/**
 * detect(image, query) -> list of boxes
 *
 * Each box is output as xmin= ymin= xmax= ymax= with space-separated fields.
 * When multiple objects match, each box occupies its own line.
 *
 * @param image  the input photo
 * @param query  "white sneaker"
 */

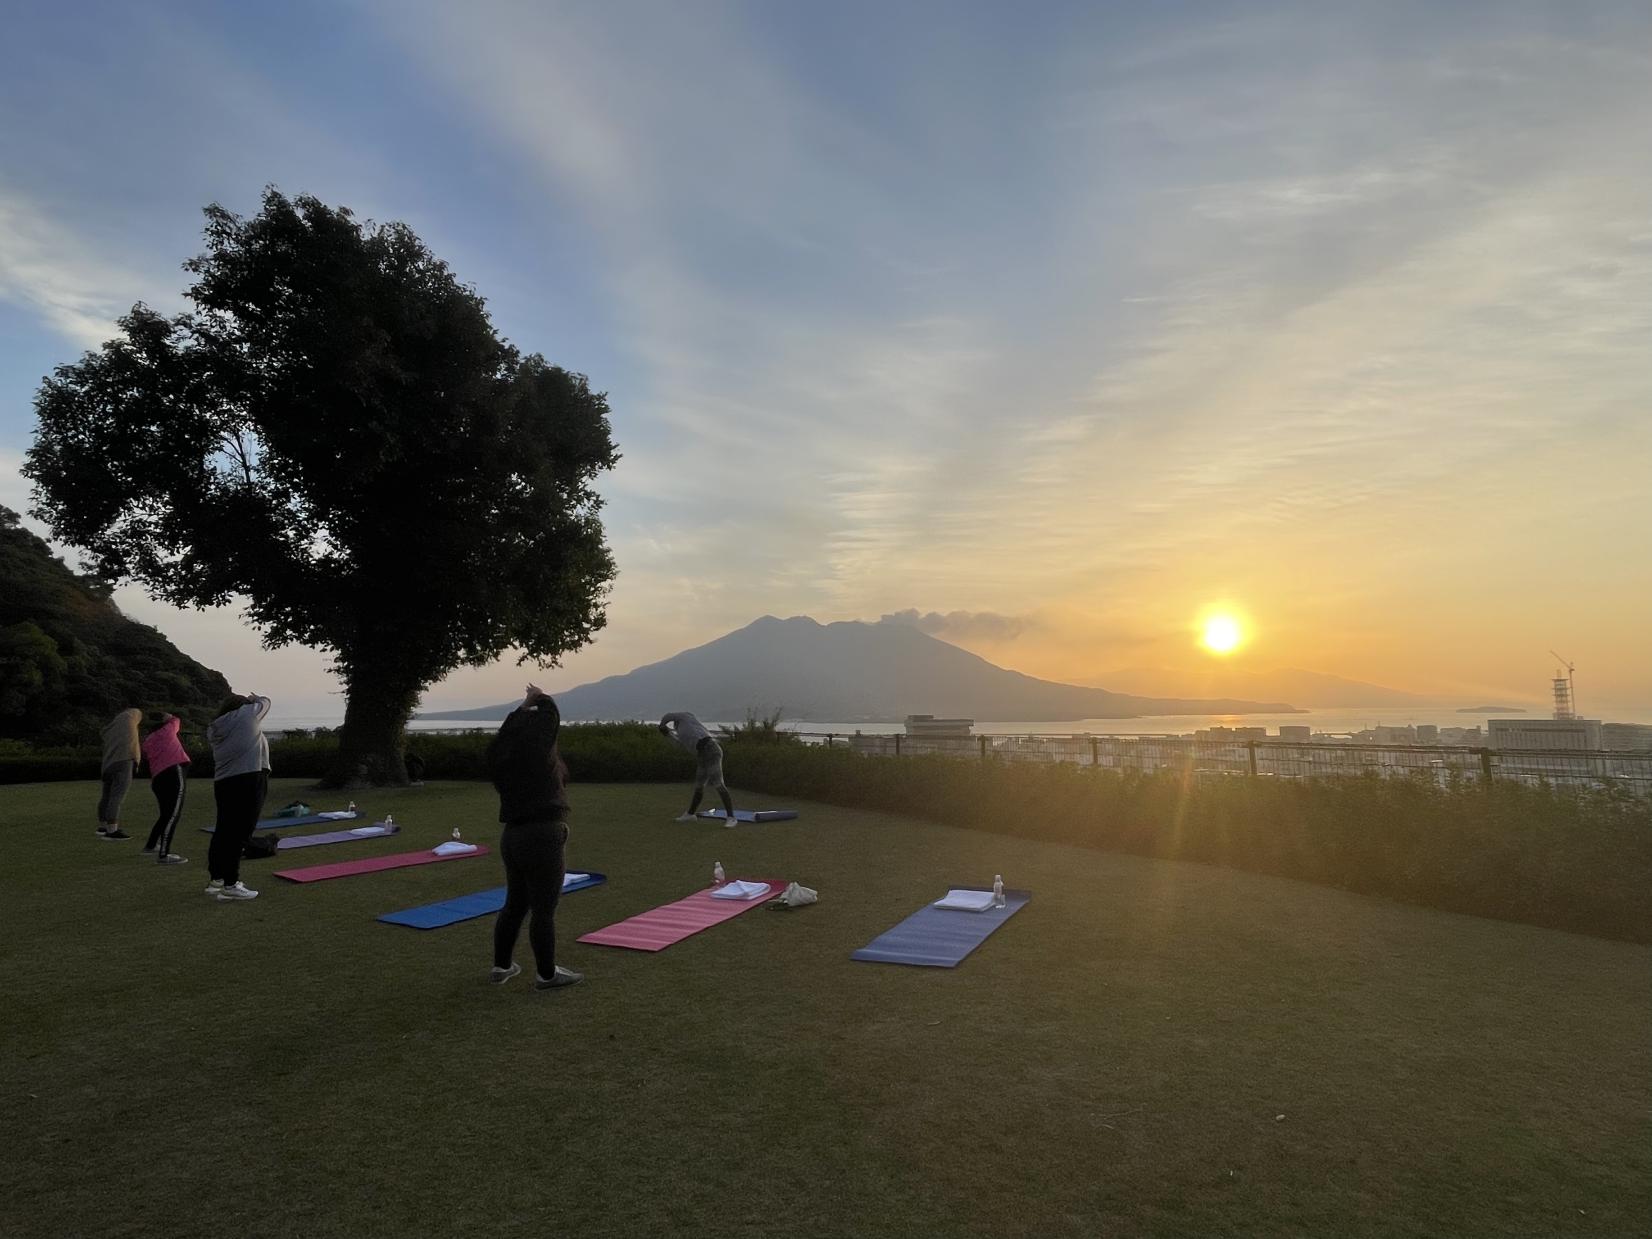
xmin=673 ymin=813 xmax=697 ymax=822
xmin=204 ymin=880 xmax=225 ymax=896
xmin=218 ymin=881 xmax=258 ymax=900
xmin=490 ymin=962 xmax=521 ymax=985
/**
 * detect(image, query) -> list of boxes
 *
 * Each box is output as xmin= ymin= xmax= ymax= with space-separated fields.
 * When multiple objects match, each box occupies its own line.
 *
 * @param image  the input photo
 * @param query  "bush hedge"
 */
xmin=8 ymin=729 xmax=1648 ymax=943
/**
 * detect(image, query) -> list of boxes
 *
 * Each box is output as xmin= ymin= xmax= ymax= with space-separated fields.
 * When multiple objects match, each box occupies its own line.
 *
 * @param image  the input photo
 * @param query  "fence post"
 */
xmin=1090 ymin=737 xmax=1099 ymax=767
xmin=894 ymin=734 xmax=902 ymax=758
xmin=1247 ymin=740 xmax=1258 ymax=777
xmin=979 ymin=735 xmax=988 ymax=762
xmin=1478 ymin=748 xmax=1493 ymax=785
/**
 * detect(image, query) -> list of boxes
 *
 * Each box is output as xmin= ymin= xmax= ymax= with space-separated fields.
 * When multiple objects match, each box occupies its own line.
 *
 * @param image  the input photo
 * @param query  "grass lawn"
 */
xmin=2 ymin=778 xmax=1648 ymax=1239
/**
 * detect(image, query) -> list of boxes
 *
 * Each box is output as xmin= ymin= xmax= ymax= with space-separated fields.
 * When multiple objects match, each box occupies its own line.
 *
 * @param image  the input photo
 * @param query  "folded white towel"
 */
xmin=348 ymin=825 xmax=389 ymax=836
xmin=432 ymin=841 xmax=479 ymax=856
xmin=933 ymin=889 xmax=995 ymax=912
xmin=710 ymin=879 xmax=771 ymax=901
xmin=318 ymin=810 xmax=356 ymax=820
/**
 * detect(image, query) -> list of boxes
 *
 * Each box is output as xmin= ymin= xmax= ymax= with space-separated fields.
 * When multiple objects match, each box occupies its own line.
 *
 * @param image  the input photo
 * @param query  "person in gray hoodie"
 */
xmin=205 ymin=693 xmax=271 ymax=901
xmin=658 ymin=711 xmax=737 ymax=825
xmin=96 ymin=708 xmax=142 ymax=840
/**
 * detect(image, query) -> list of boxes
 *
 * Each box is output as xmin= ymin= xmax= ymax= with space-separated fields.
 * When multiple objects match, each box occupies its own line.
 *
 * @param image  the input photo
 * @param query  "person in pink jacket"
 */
xmin=140 ymin=714 xmax=192 ymax=865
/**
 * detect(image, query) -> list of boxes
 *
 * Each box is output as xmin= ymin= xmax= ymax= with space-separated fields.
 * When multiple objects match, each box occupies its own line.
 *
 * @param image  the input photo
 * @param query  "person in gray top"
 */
xmin=96 ymin=708 xmax=142 ymax=839
xmin=205 ymin=693 xmax=272 ymax=900
xmin=658 ymin=712 xmax=737 ymax=826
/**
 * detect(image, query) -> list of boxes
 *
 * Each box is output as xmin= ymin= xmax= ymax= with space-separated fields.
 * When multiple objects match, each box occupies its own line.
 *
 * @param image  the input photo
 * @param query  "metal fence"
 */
xmin=794 ymin=731 xmax=1652 ymax=797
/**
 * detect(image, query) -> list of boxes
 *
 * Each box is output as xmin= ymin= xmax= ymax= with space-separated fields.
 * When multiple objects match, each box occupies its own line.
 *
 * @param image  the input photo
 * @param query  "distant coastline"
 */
xmin=1458 ymin=706 xmax=1527 ymax=714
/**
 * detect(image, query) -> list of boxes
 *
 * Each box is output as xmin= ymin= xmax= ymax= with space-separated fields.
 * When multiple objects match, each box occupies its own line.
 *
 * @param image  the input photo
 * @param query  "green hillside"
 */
xmin=0 ymin=506 xmax=231 ymax=744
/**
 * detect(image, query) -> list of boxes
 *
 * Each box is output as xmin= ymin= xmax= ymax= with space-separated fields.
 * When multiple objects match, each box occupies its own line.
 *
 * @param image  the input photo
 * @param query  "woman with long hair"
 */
xmin=486 ymin=685 xmax=581 ymax=990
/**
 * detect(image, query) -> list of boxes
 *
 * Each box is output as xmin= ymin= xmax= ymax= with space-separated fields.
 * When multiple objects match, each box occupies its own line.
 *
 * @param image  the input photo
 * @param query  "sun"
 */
xmin=1201 ymin=613 xmax=1244 ymax=656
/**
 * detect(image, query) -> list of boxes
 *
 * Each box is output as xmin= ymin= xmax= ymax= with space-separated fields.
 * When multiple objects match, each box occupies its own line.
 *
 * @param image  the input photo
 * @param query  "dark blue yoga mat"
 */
xmin=851 ymin=888 xmax=1031 ymax=968
xmin=377 ymin=872 xmax=607 ymax=929
xmin=202 ymin=811 xmax=361 ymax=834
xmin=697 ymin=809 xmax=799 ymax=822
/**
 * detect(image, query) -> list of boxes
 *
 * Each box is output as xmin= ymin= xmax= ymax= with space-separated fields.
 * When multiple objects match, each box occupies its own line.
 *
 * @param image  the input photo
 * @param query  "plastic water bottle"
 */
xmin=713 ymin=860 xmax=726 ymax=887
xmin=347 ymin=801 xmax=357 ymax=813
xmin=385 ymin=813 xmax=394 ymax=826
xmin=451 ymin=827 xmax=462 ymax=842
xmin=992 ymin=874 xmax=1005 ymax=909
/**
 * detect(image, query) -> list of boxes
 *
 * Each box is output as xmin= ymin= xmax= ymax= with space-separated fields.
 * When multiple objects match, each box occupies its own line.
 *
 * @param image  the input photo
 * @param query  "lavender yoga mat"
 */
xmin=274 ymin=845 xmax=490 ymax=883
xmin=202 ymin=810 xmax=360 ymax=834
xmin=851 ymin=888 xmax=1031 ymax=968
xmin=578 ymin=878 xmax=786 ymax=952
xmin=274 ymin=823 xmax=399 ymax=850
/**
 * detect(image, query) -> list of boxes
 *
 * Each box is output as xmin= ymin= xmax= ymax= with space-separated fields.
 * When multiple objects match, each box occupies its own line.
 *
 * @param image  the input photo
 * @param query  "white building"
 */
xmin=1488 ymin=718 xmax=1602 ymax=751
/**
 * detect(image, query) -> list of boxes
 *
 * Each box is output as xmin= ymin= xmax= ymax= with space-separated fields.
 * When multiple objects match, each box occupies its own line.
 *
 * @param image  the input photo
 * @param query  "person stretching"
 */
xmin=140 ymin=713 xmax=191 ymax=865
xmin=486 ymin=685 xmax=582 ymax=990
xmin=658 ymin=711 xmax=736 ymax=826
xmin=205 ymin=693 xmax=271 ymax=901
xmin=96 ymin=708 xmax=141 ymax=840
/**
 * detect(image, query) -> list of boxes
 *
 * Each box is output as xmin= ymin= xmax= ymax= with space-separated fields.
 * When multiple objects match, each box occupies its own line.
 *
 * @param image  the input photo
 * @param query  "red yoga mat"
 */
xmin=577 ymin=878 xmax=786 ymax=952
xmin=273 ymin=845 xmax=490 ymax=883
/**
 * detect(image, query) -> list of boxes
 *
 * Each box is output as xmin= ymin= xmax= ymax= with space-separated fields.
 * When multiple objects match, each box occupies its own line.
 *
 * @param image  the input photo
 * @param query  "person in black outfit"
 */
xmin=486 ymin=685 xmax=582 ymax=990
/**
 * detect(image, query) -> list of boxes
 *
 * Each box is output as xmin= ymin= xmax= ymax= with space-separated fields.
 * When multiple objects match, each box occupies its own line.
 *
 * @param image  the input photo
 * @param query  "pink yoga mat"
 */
xmin=273 ymin=845 xmax=491 ymax=884
xmin=577 ymin=877 xmax=786 ymax=952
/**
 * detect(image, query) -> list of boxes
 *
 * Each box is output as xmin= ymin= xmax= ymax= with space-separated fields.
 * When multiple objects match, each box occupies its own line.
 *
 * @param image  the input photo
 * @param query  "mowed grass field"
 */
xmin=2 ymin=778 xmax=1648 ymax=1239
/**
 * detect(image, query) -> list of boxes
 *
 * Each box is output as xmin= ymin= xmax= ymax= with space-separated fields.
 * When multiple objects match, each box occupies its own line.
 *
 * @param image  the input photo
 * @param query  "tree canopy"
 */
xmin=24 ymin=189 xmax=619 ymax=782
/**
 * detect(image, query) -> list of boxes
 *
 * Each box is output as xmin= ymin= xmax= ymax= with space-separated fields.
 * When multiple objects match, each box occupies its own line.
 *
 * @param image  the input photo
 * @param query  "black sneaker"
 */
xmin=157 ymin=853 xmax=189 ymax=866
xmin=101 ymin=828 xmax=131 ymax=841
xmin=534 ymin=966 xmax=583 ymax=990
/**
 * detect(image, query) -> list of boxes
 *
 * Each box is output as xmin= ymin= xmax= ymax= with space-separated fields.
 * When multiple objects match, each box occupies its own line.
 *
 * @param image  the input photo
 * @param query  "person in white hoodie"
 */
xmin=205 ymin=693 xmax=271 ymax=901
xmin=96 ymin=708 xmax=142 ymax=840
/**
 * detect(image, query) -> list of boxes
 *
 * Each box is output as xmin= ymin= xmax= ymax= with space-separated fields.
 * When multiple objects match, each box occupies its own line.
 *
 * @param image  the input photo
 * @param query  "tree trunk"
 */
xmin=321 ymin=673 xmax=422 ymax=788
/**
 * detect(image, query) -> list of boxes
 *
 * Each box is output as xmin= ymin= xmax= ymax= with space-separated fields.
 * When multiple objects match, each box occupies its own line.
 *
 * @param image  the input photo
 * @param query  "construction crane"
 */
xmin=1549 ymin=651 xmax=1576 ymax=720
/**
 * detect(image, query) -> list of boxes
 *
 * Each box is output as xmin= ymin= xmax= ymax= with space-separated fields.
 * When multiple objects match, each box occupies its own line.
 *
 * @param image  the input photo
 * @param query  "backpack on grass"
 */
xmin=242 ymin=833 xmax=280 ymax=860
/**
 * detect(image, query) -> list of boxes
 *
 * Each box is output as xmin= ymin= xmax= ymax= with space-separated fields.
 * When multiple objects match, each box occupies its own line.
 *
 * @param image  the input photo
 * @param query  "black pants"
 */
xmin=493 ymin=818 xmax=567 ymax=976
xmin=97 ymin=761 xmax=136 ymax=823
xmin=144 ymin=766 xmax=188 ymax=855
xmin=209 ymin=771 xmax=269 ymax=884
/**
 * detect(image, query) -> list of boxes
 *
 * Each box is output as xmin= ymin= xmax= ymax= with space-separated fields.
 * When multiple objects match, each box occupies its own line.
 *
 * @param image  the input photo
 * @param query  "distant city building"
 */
xmin=1439 ymin=726 xmax=1483 ymax=745
xmin=1278 ymin=725 xmax=1311 ymax=742
xmin=1489 ymin=718 xmax=1601 ymax=751
xmin=1372 ymin=725 xmax=1416 ymax=745
xmin=1601 ymin=722 xmax=1652 ymax=753
xmin=1415 ymin=724 xmax=1439 ymax=744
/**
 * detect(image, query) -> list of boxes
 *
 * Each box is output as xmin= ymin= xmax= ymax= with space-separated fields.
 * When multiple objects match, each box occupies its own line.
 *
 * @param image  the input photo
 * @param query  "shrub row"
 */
xmin=725 ymin=747 xmax=1652 ymax=944
xmin=11 ymin=729 xmax=1648 ymax=943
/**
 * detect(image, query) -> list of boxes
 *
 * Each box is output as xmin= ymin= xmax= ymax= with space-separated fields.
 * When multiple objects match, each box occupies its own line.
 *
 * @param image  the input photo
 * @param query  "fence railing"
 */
xmin=790 ymin=731 xmax=1652 ymax=796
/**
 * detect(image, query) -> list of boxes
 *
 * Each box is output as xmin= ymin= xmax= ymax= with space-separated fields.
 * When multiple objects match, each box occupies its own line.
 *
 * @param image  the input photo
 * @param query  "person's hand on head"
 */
xmin=523 ymin=683 xmax=548 ymax=707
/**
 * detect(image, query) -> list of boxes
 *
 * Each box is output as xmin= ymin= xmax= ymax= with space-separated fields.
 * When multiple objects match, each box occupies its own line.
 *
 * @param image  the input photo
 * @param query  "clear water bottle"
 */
xmin=713 ymin=860 xmax=726 ymax=887
xmin=385 ymin=813 xmax=394 ymax=826
xmin=451 ymin=827 xmax=462 ymax=842
xmin=347 ymin=801 xmax=357 ymax=813
xmin=992 ymin=874 xmax=1005 ymax=909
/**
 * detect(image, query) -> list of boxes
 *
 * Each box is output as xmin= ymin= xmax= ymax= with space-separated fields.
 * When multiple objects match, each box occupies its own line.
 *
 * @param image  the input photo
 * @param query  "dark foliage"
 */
xmin=23 ymin=189 xmax=618 ymax=785
xmin=0 ymin=507 xmax=231 ymax=743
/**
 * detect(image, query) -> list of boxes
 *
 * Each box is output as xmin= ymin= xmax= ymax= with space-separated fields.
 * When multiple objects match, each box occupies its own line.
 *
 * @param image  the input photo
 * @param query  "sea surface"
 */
xmin=262 ymin=704 xmax=1652 ymax=736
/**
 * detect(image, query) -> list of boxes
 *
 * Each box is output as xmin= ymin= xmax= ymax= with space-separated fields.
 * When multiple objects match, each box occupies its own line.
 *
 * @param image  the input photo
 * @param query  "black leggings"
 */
xmin=144 ymin=766 xmax=188 ymax=855
xmin=209 ymin=771 xmax=269 ymax=884
xmin=493 ymin=819 xmax=567 ymax=976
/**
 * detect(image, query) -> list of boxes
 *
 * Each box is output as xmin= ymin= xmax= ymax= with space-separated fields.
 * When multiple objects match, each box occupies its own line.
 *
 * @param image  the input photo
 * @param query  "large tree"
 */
xmin=25 ymin=190 xmax=619 ymax=784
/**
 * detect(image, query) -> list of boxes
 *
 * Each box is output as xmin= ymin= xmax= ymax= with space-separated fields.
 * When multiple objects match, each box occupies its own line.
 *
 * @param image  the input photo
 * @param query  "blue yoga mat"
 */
xmin=697 ymin=809 xmax=799 ymax=822
xmin=202 ymin=811 xmax=361 ymax=834
xmin=377 ymin=872 xmax=608 ymax=929
xmin=275 ymin=823 xmax=398 ymax=850
xmin=852 ymin=888 xmax=1031 ymax=968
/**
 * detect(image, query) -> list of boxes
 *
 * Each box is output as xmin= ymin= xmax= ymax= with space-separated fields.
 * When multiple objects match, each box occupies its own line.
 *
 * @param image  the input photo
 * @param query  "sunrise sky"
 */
xmin=2 ymin=2 xmax=1649 ymax=718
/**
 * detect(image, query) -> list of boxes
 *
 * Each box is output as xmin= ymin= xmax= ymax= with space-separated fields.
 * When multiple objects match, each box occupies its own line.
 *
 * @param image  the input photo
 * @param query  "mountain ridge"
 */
xmin=419 ymin=615 xmax=1303 ymax=721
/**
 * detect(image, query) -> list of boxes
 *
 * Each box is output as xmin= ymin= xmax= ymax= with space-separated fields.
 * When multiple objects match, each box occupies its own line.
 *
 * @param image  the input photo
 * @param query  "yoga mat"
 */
xmin=274 ymin=823 xmax=399 ymax=850
xmin=274 ymin=845 xmax=490 ymax=884
xmin=851 ymin=888 xmax=1031 ymax=968
xmin=378 ymin=872 xmax=608 ymax=929
xmin=578 ymin=877 xmax=786 ymax=952
xmin=202 ymin=810 xmax=360 ymax=834
xmin=697 ymin=809 xmax=799 ymax=823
